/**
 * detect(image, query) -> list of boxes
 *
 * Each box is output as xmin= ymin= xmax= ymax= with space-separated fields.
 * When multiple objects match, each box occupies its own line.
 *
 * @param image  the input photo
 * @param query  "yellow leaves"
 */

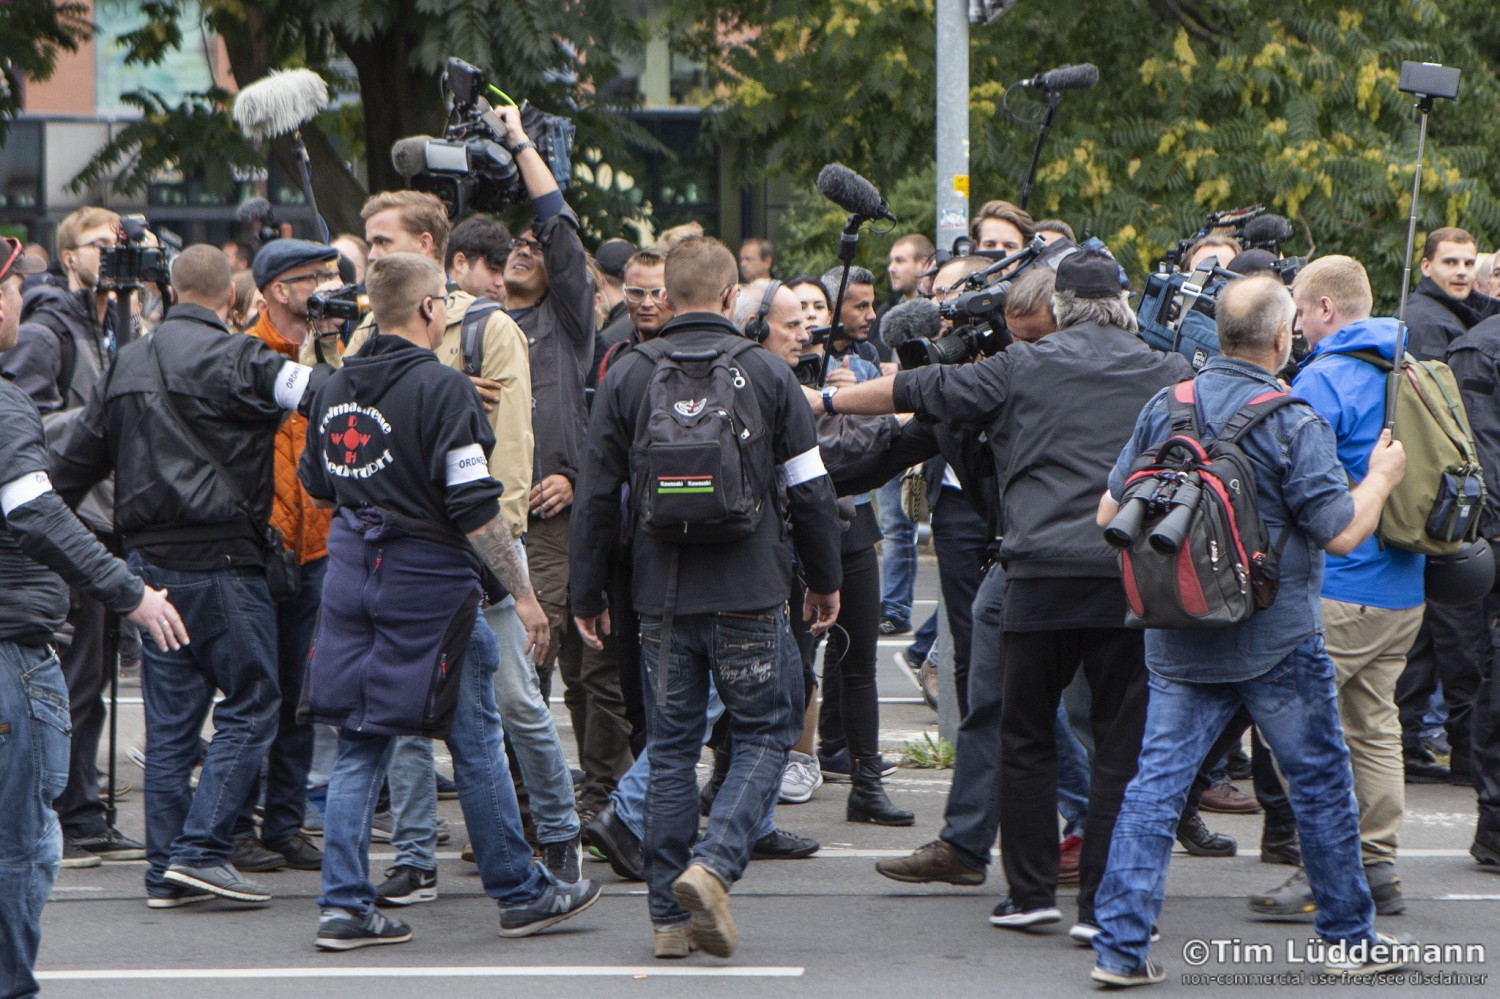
xmin=735 ymin=79 xmax=773 ymax=109
xmin=1157 ymin=131 xmax=1179 ymax=156
xmin=1173 ymin=29 xmax=1198 ymax=70
xmin=1251 ymin=42 xmax=1286 ymax=70
xmin=1448 ymin=190 xmax=1473 ymax=227
xmin=1128 ymin=158 xmax=1141 ymax=180
xmin=1266 ymin=119 xmax=1288 ymax=136
xmin=1335 ymin=8 xmax=1364 ymax=32
xmin=1194 ymin=177 xmax=1232 ymax=206
xmin=1355 ymin=61 xmax=1379 ymax=120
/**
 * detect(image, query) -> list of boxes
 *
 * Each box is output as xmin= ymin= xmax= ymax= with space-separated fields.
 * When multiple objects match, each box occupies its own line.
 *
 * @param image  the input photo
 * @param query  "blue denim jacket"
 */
xmin=1108 ymin=357 xmax=1356 ymax=682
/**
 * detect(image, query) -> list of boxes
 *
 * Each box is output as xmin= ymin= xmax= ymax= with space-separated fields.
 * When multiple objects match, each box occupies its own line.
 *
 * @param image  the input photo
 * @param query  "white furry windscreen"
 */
xmin=233 ymin=69 xmax=330 ymax=141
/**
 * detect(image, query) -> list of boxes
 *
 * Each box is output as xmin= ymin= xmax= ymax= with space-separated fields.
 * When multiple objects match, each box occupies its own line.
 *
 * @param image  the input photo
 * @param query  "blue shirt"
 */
xmin=824 ymin=352 xmax=881 ymax=506
xmin=1108 ymin=357 xmax=1356 ymax=682
xmin=1290 ymin=318 xmax=1424 ymax=609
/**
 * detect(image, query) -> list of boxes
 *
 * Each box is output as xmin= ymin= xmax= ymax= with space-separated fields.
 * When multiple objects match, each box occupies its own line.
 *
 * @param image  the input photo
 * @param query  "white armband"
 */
xmin=445 ymin=443 xmax=489 ymax=486
xmin=782 ymin=447 xmax=828 ymax=488
xmin=0 ymin=471 xmax=54 ymax=516
xmin=273 ymin=361 xmax=313 ymax=410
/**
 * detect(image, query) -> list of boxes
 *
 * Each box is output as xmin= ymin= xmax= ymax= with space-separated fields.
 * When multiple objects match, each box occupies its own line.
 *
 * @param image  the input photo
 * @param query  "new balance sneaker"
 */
xmin=778 ymin=751 xmax=824 ymax=804
xmin=375 ymin=865 xmax=437 ymax=907
xmin=70 ymin=827 xmax=145 ymax=862
xmin=60 ymin=839 xmax=103 ymax=869
xmin=988 ymin=897 xmax=1061 ymax=929
xmin=315 ymin=906 xmax=413 ymax=951
xmin=875 ymin=839 xmax=985 ymax=886
xmin=498 ymin=878 xmax=602 ymax=938
xmin=163 ymin=863 xmax=272 ymax=903
xmin=543 ymin=837 xmax=581 ymax=883
xmin=1091 ymin=960 xmax=1166 ymax=987
xmin=146 ymin=886 xmax=213 ymax=909
xmin=670 ymin=864 xmax=735 ymax=958
xmin=879 ymin=617 xmax=912 ymax=636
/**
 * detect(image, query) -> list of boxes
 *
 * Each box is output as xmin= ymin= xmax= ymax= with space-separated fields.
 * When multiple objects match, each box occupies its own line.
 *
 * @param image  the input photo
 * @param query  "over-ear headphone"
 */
xmin=744 ymin=279 xmax=781 ymax=343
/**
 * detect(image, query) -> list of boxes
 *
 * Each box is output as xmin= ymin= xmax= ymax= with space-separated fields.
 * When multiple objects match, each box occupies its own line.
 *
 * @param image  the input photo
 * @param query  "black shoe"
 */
xmin=230 ymin=836 xmax=287 ymax=872
xmin=1259 ymin=831 xmax=1302 ymax=867
xmin=435 ymin=770 xmax=460 ymax=800
xmin=60 ymin=839 xmax=103 ymax=869
xmin=988 ymin=897 xmax=1061 ymax=928
xmin=751 ymin=827 xmax=819 ymax=859
xmin=583 ymin=804 xmax=644 ymax=882
xmin=70 ymin=826 xmax=146 ymax=862
xmin=879 ymin=617 xmax=912 ymax=636
xmin=1224 ymin=747 xmax=1253 ymax=781
xmin=1404 ymin=750 xmax=1450 ymax=784
xmin=1471 ymin=829 xmax=1500 ymax=869
xmin=846 ymin=756 xmax=914 ymax=826
xmin=1364 ymin=862 xmax=1406 ymax=916
xmin=543 ymin=836 xmax=581 ymax=883
xmin=266 ymin=833 xmax=322 ymax=871
xmin=1449 ymin=758 xmax=1474 ymax=787
xmin=498 ymin=879 xmax=601 ymax=938
xmin=316 ymin=906 xmax=412 ymax=950
xmin=375 ymin=864 xmax=437 ymax=907
xmin=1176 ymin=812 xmax=1236 ymax=857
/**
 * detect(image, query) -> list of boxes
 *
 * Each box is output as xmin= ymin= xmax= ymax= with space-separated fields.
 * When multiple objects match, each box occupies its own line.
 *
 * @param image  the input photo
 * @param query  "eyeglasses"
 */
xmin=511 ymin=236 xmax=542 ymax=255
xmin=279 ymin=269 xmax=341 ymax=285
xmin=0 ymin=238 xmax=22 ymax=282
xmin=73 ymin=239 xmax=116 ymax=252
xmin=623 ymin=286 xmax=667 ymax=303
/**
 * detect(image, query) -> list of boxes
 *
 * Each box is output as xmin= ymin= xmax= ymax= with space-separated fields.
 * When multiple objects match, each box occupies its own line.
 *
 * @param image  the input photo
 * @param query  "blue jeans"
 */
xmin=318 ymin=616 xmax=547 ymax=912
xmin=642 ymin=608 xmax=800 ymax=925
xmin=1094 ymin=634 xmax=1375 ymax=974
xmin=131 ymin=557 xmax=280 ymax=896
xmin=875 ymin=476 xmax=917 ymax=627
xmin=0 ymin=643 xmax=68 ymax=999
xmin=908 ymin=611 xmax=938 ymax=664
xmin=234 ymin=556 xmax=325 ymax=844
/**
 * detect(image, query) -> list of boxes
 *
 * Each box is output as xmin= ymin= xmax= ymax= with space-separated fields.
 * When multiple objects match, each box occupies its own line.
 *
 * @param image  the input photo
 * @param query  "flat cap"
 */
xmin=252 ymin=239 xmax=339 ymax=290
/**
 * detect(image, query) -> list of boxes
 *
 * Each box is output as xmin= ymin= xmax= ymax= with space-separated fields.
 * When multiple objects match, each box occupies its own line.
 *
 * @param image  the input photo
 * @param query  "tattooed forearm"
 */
xmin=468 ymin=516 xmax=534 ymax=598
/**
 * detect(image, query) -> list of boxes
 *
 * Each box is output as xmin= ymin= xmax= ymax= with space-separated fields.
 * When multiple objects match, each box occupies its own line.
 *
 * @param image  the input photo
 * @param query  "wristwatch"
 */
xmin=508 ymin=139 xmax=535 ymax=157
xmin=821 ymin=385 xmax=840 ymax=414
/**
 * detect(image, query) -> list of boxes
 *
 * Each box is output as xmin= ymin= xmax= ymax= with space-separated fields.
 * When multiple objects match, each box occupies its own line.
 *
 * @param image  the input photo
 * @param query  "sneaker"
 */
xmin=97 ymin=779 xmax=132 ymax=802
xmin=751 ymin=827 xmax=819 ymax=859
xmin=1363 ymin=862 xmax=1407 ymax=916
xmin=1224 ymin=747 xmax=1253 ymax=781
xmin=146 ymin=886 xmax=213 ymax=909
xmin=125 ymin=743 xmax=147 ymax=770
xmin=61 ymin=839 xmax=103 ymax=869
xmin=583 ymin=804 xmax=644 ymax=882
xmin=370 ymin=811 xmax=394 ymax=843
xmin=498 ymin=878 xmax=602 ymax=938
xmin=375 ymin=865 xmax=438 ymax=907
xmin=876 ymin=839 xmax=985 ymax=886
xmin=671 ymin=863 xmax=736 ymax=958
xmin=163 ymin=863 xmax=272 ymax=903
xmin=435 ymin=771 xmax=459 ymax=800
xmin=267 ymin=833 xmax=323 ymax=871
xmin=543 ymin=837 xmax=581 ymax=883
xmin=1091 ymin=960 xmax=1166 ymax=987
xmin=302 ymin=792 xmax=326 ymax=836
xmin=988 ymin=897 xmax=1061 ymax=929
xmin=434 ymin=814 xmax=451 ymax=845
xmin=1249 ymin=866 xmax=1405 ymax=919
xmin=1058 ymin=833 xmax=1083 ymax=887
xmin=1324 ymin=931 xmax=1418 ymax=976
xmin=315 ymin=906 xmax=413 ymax=951
xmin=1070 ymin=920 xmax=1159 ymax=946
xmin=230 ymin=836 xmax=287 ymax=873
xmin=891 ymin=649 xmax=923 ymax=686
xmin=653 ymin=923 xmax=696 ymax=959
xmin=779 ymin=752 xmax=824 ymax=804
xmin=879 ymin=617 xmax=911 ymax=636
xmin=70 ymin=826 xmax=146 ymax=862
xmin=1199 ymin=783 xmax=1261 ymax=814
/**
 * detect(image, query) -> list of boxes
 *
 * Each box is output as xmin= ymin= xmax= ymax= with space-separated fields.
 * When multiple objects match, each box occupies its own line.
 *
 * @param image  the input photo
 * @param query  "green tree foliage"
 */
xmin=0 ymin=1 xmax=93 ymax=143
xmin=672 ymin=0 xmax=1500 ymax=302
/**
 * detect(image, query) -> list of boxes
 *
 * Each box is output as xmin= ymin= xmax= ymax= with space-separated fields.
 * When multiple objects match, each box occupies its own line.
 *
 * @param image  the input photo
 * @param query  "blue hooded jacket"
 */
xmin=1291 ymin=317 xmax=1424 ymax=609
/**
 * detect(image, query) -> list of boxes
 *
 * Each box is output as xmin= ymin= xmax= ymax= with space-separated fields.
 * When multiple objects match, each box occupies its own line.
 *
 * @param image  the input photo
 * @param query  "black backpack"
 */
xmin=629 ymin=334 xmax=769 ymax=544
xmin=1105 ymin=381 xmax=1301 ymax=629
xmin=459 ymin=298 xmax=502 ymax=376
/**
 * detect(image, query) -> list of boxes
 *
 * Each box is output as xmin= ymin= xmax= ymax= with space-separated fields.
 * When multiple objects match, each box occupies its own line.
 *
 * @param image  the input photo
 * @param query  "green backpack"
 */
xmin=1341 ymin=349 xmax=1485 ymax=555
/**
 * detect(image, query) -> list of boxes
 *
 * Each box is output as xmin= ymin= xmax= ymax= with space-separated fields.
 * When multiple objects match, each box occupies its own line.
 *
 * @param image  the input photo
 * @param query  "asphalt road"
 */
xmin=34 ymin=566 xmax=1500 ymax=997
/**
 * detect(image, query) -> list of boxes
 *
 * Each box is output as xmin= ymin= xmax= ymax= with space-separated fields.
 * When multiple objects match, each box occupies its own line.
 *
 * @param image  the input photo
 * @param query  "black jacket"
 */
xmin=1404 ymin=277 xmax=1499 ymax=362
xmin=49 ymin=304 xmax=303 ymax=562
xmin=569 ymin=313 xmax=842 ymax=617
xmin=835 ymin=418 xmax=998 ymax=531
xmin=1447 ymin=316 xmax=1500 ymax=538
xmin=893 ymin=320 xmax=1194 ymax=577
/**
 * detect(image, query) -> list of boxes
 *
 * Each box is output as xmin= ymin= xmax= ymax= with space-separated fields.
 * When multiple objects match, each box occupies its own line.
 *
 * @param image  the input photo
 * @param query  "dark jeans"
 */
xmin=999 ymin=624 xmax=1148 ymax=921
xmin=941 ymin=564 xmax=1007 ymax=869
xmin=931 ymin=491 xmax=989 ymax=719
xmin=233 ymin=557 xmax=325 ymax=845
xmin=129 ymin=556 xmax=280 ymax=897
xmin=53 ymin=591 xmax=109 ymax=839
xmin=641 ymin=608 xmax=800 ymax=925
xmin=607 ymin=549 xmax=647 ymax=757
xmin=1398 ymin=599 xmax=1485 ymax=771
xmin=818 ymin=544 xmax=881 ymax=761
xmin=1476 ymin=593 xmax=1500 ymax=835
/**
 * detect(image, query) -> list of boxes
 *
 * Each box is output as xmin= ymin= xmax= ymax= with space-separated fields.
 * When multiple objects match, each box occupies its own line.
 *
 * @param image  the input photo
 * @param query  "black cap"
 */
xmin=1054 ymin=248 xmax=1122 ymax=299
xmin=1227 ymin=248 xmax=1278 ymax=275
xmin=252 ymin=239 xmax=339 ymax=290
xmin=596 ymin=238 xmax=636 ymax=280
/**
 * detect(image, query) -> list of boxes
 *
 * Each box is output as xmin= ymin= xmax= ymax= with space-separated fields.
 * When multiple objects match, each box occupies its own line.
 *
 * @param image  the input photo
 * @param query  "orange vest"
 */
xmin=248 ymin=313 xmax=332 ymax=564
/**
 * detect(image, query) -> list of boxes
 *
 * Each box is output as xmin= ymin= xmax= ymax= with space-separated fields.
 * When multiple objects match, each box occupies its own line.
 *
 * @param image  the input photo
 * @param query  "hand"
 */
xmin=880 ymin=361 xmax=899 ymax=376
xmin=493 ymin=104 xmax=528 ymax=147
xmin=574 ymin=609 xmax=612 ymax=651
xmin=125 ymin=587 xmax=190 ymax=651
xmin=825 ymin=363 xmax=857 ymax=387
xmin=1367 ymin=428 xmax=1406 ymax=486
xmin=515 ymin=592 xmax=550 ymax=664
xmin=529 ymin=474 xmax=574 ymax=517
xmin=469 ymin=374 xmax=502 ymax=412
xmin=803 ymin=589 xmax=841 ymax=636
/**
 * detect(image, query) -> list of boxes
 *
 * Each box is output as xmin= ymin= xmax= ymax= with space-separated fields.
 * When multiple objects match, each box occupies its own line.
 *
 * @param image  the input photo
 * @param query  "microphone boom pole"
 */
xmin=1017 ymin=89 xmax=1061 ymax=213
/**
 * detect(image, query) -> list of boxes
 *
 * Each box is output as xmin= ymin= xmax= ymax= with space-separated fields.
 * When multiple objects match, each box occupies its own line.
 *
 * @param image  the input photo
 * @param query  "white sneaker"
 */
xmin=779 ymin=752 xmax=824 ymax=804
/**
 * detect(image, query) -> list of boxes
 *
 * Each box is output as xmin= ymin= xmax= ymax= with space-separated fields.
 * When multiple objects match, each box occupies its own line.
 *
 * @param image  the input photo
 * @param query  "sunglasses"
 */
xmin=0 ymin=238 xmax=21 ymax=282
xmin=623 ymin=286 xmax=667 ymax=303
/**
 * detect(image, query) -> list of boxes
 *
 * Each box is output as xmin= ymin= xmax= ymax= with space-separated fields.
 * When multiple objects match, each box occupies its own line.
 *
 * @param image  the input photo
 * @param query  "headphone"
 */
xmin=743 ymin=279 xmax=782 ymax=343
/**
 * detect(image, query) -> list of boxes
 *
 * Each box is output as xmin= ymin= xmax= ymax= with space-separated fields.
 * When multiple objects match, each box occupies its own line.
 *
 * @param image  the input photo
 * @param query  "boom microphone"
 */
xmin=391 ymin=136 xmax=438 ymax=178
xmin=817 ymin=163 xmax=895 ymax=222
xmin=232 ymin=69 xmax=330 ymax=141
xmin=881 ymin=297 xmax=942 ymax=351
xmin=1242 ymin=213 xmax=1295 ymax=249
xmin=1016 ymin=63 xmax=1099 ymax=92
xmin=236 ymin=196 xmax=275 ymax=226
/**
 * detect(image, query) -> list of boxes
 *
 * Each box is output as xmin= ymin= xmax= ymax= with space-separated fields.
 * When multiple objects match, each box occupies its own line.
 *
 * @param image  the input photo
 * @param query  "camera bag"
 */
xmin=1136 ymin=265 xmax=1225 ymax=370
xmin=1111 ymin=381 xmax=1298 ymax=629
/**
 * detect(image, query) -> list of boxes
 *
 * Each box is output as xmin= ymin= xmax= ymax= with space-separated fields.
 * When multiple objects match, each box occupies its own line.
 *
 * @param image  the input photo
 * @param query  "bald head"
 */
xmin=170 ymin=245 xmax=234 ymax=312
xmin=1217 ymin=275 xmax=1294 ymax=366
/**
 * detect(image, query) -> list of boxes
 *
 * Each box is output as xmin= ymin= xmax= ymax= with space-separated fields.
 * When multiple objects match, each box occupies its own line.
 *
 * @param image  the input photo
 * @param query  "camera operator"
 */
xmin=49 ymin=244 xmax=328 ymax=908
xmin=0 ymin=239 xmax=187 ymax=999
xmin=492 ymin=103 xmax=636 ymax=821
xmin=1184 ymin=234 xmax=1241 ymax=272
xmin=824 ymin=249 xmax=1194 ymax=931
xmin=0 ymin=207 xmax=146 ymax=867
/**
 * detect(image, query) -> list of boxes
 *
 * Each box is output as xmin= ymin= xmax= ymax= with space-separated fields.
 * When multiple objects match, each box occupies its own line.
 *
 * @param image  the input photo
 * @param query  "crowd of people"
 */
xmin=2 ymin=107 xmax=1500 ymax=993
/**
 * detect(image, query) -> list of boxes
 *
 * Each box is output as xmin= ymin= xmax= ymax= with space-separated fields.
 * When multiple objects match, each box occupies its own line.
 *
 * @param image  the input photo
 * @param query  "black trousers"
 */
xmin=818 ymin=544 xmax=882 ymax=761
xmin=931 ymin=491 xmax=990 ymax=720
xmin=1186 ymin=708 xmax=1295 ymax=837
xmin=54 ymin=592 xmax=110 ymax=839
xmin=605 ymin=549 xmax=647 ymax=757
xmin=999 ymin=625 xmax=1147 ymax=920
xmin=1474 ymin=594 xmax=1500 ymax=835
xmin=1398 ymin=599 xmax=1486 ymax=771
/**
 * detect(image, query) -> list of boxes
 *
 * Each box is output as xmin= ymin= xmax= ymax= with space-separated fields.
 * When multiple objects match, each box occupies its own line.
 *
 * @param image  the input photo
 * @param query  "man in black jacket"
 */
xmin=570 ymin=236 xmax=842 ymax=959
xmin=0 ymin=238 xmax=186 ymax=995
xmin=1399 ymin=226 xmax=1498 ymax=784
xmin=50 ymin=245 xmax=324 ymax=908
xmin=825 ymin=248 xmax=1195 ymax=932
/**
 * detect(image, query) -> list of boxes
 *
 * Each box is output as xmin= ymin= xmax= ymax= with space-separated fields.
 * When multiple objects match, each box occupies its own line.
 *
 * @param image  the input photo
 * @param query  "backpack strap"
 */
xmin=1165 ymin=380 xmax=1202 ymax=437
xmin=460 ymin=298 xmax=503 ymax=376
xmin=1218 ymin=391 xmax=1303 ymax=446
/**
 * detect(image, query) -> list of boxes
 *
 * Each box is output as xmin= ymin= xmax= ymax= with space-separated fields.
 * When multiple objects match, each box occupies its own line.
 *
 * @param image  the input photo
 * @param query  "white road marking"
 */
xmin=37 ymin=966 xmax=803 ymax=980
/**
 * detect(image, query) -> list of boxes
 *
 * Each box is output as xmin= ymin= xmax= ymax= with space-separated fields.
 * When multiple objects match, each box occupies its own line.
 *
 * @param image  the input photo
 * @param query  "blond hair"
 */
xmin=664 ymin=236 xmax=737 ymax=311
xmin=361 ymin=191 xmax=451 ymax=263
xmin=366 ymin=253 xmax=444 ymax=329
xmin=57 ymin=206 xmax=120 ymax=255
xmin=1292 ymin=255 xmax=1373 ymax=322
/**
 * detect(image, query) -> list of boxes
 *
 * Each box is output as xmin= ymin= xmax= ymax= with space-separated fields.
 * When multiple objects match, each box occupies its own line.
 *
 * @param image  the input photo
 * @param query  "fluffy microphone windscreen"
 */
xmin=233 ymin=69 xmax=331 ymax=141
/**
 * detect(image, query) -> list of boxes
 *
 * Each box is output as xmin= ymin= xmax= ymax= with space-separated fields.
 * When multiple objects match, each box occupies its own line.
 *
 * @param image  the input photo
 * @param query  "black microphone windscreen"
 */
xmin=817 ymin=163 xmax=887 ymax=219
xmin=1037 ymin=63 xmax=1099 ymax=91
xmin=391 ymin=137 xmax=433 ymax=178
xmin=1243 ymin=213 xmax=1294 ymax=246
xmin=881 ymin=297 xmax=942 ymax=350
xmin=236 ymin=197 xmax=274 ymax=224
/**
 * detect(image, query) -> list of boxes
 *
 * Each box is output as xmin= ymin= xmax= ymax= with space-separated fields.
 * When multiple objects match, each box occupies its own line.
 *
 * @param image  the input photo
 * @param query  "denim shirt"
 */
xmin=824 ymin=352 xmax=881 ymax=506
xmin=1108 ymin=356 xmax=1356 ymax=682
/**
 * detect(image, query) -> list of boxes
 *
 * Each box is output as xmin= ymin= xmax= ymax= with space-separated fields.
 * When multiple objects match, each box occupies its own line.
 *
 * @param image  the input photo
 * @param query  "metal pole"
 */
xmin=936 ymin=0 xmax=970 ymax=256
xmin=1388 ymin=97 xmax=1434 ymax=432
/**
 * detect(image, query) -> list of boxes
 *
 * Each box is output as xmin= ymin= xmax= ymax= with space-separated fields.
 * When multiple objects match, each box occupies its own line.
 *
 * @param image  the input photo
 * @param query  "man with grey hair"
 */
xmin=818 ymin=248 xmax=1193 ymax=932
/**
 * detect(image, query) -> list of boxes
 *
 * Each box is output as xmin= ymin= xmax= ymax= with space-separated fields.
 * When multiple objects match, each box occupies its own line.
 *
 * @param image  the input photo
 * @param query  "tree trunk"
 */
xmin=335 ymin=21 xmax=446 ymax=197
